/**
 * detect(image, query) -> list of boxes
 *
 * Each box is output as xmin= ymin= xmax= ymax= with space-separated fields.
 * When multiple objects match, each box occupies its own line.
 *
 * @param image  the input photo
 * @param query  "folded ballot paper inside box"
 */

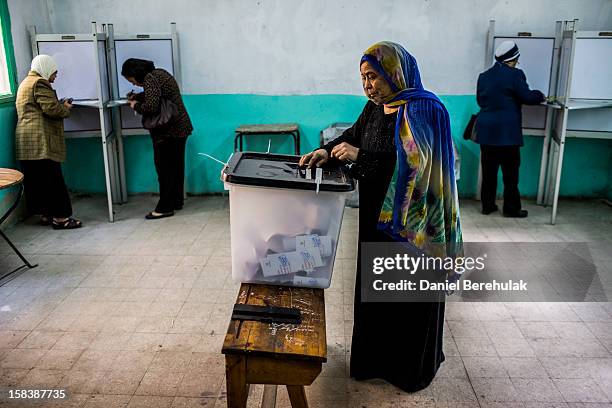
xmin=222 ymin=152 xmax=354 ymax=289
xmin=259 ymin=234 xmax=332 ymax=287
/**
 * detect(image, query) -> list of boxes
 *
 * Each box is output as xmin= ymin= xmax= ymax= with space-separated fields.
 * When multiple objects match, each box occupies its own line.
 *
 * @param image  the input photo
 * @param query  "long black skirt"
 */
xmin=20 ymin=159 xmax=73 ymax=219
xmin=350 ymin=234 xmax=446 ymax=392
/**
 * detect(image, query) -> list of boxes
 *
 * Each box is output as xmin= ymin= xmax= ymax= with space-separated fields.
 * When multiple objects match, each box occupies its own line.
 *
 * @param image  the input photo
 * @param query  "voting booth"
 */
xmin=29 ymin=22 xmax=182 ymax=222
xmin=538 ymin=20 xmax=612 ymax=224
xmin=110 ymin=24 xmax=180 ymax=133
xmin=485 ymin=20 xmax=557 ymax=134
xmin=34 ymin=30 xmax=112 ymax=135
xmin=31 ymin=22 xmax=123 ymax=222
xmin=477 ymin=21 xmax=561 ymax=201
xmin=105 ymin=23 xmax=181 ymax=220
xmin=480 ymin=20 xmax=612 ymax=224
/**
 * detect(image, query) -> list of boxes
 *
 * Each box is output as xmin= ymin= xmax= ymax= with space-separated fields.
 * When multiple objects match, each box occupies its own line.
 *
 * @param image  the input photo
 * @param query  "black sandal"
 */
xmin=52 ymin=218 xmax=83 ymax=230
xmin=145 ymin=211 xmax=174 ymax=220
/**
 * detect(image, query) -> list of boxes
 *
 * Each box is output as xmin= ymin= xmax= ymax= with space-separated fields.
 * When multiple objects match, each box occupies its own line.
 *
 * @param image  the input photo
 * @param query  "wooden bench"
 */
xmin=222 ymin=283 xmax=326 ymax=408
xmin=234 ymin=123 xmax=301 ymax=155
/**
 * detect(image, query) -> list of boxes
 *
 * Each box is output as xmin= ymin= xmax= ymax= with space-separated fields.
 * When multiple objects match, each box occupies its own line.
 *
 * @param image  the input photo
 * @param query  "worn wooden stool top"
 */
xmin=222 ymin=283 xmax=326 ymax=408
xmin=223 ymin=283 xmax=326 ymax=362
xmin=235 ymin=123 xmax=299 ymax=134
xmin=0 ymin=168 xmax=24 ymax=191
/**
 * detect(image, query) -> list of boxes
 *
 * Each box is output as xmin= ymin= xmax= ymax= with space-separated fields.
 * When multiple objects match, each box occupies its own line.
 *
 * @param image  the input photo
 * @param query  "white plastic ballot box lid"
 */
xmin=222 ymin=152 xmax=355 ymax=192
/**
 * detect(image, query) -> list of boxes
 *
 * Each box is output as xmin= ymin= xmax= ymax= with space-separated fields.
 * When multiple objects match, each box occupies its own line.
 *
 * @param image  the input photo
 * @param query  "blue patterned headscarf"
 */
xmin=363 ymin=42 xmax=462 ymax=261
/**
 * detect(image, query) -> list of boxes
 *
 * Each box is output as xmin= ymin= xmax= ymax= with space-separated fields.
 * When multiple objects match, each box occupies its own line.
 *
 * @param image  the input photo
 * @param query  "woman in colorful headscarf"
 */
xmin=15 ymin=55 xmax=82 ymax=229
xmin=300 ymin=42 xmax=462 ymax=391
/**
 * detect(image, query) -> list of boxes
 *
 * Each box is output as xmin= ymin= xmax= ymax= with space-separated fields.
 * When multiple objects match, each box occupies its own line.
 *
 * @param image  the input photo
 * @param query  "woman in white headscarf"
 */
xmin=15 ymin=54 xmax=82 ymax=229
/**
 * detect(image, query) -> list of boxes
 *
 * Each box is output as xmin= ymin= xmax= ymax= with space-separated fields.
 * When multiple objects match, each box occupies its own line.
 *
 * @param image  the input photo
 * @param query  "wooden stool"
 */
xmin=0 ymin=169 xmax=37 ymax=282
xmin=234 ymin=123 xmax=300 ymax=155
xmin=222 ymin=283 xmax=326 ymax=408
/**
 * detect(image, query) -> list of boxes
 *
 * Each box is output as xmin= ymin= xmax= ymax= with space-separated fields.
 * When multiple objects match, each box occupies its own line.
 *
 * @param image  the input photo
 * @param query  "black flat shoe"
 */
xmin=145 ymin=211 xmax=174 ymax=220
xmin=52 ymin=218 xmax=83 ymax=230
xmin=481 ymin=205 xmax=499 ymax=215
xmin=503 ymin=209 xmax=528 ymax=218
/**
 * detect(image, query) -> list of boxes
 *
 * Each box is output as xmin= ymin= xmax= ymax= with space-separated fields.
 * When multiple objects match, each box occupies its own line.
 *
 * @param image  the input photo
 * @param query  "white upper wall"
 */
xmin=15 ymin=0 xmax=612 ymax=95
xmin=8 ymin=0 xmax=51 ymax=81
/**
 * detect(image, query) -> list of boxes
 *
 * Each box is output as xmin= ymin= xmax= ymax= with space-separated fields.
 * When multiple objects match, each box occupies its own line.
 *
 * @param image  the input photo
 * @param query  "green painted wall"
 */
xmin=33 ymin=94 xmax=612 ymax=199
xmin=0 ymin=103 xmax=16 ymax=167
xmin=0 ymin=0 xmax=21 ymax=224
xmin=608 ymin=164 xmax=612 ymax=201
xmin=1 ymin=93 xmax=611 ymax=201
xmin=64 ymin=94 xmax=368 ymax=194
xmin=0 ymin=103 xmax=17 ymax=218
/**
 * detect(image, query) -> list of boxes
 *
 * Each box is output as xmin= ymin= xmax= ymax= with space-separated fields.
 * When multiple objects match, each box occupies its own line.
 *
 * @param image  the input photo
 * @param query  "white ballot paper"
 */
xmin=260 ymin=247 xmax=324 ymax=277
xmin=296 ymin=234 xmax=332 ymax=257
xmin=282 ymin=236 xmax=297 ymax=251
xmin=293 ymin=275 xmax=330 ymax=287
xmin=282 ymin=234 xmax=332 ymax=257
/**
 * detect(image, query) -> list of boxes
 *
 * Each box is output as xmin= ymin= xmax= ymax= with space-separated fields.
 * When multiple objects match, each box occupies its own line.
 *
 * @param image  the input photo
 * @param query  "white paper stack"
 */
xmin=259 ymin=234 xmax=333 ymax=278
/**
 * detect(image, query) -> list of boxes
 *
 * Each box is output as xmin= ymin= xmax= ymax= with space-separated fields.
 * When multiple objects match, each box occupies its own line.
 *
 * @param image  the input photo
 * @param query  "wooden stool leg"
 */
xmin=286 ymin=385 xmax=308 ymax=408
xmin=261 ymin=384 xmax=277 ymax=408
xmin=225 ymin=355 xmax=248 ymax=408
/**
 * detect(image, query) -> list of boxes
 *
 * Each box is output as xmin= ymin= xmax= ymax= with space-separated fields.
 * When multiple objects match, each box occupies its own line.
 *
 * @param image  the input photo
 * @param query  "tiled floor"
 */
xmin=0 ymin=194 xmax=611 ymax=407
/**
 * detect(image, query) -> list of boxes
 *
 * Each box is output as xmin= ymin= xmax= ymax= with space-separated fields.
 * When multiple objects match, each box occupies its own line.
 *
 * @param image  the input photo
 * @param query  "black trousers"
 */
xmin=20 ymin=159 xmax=73 ymax=219
xmin=480 ymin=145 xmax=521 ymax=214
xmin=152 ymin=137 xmax=187 ymax=213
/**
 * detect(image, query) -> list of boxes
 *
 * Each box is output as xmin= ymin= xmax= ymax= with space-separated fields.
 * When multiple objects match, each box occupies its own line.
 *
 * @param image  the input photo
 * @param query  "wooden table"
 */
xmin=222 ymin=283 xmax=326 ymax=408
xmin=0 ymin=168 xmax=23 ymax=189
xmin=0 ymin=168 xmax=37 ymax=283
xmin=234 ymin=123 xmax=300 ymax=155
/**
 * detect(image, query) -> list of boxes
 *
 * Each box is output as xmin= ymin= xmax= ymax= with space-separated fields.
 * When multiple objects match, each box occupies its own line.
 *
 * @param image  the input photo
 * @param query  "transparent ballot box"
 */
xmin=222 ymin=152 xmax=355 ymax=289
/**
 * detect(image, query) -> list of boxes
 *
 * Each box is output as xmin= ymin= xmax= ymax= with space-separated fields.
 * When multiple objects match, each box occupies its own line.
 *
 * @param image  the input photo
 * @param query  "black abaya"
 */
xmin=324 ymin=101 xmax=446 ymax=392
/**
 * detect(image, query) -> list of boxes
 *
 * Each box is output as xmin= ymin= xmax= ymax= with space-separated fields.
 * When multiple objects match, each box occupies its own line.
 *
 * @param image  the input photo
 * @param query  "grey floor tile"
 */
xmin=552 ymin=378 xmax=610 ymax=403
xmin=511 ymin=378 xmax=565 ymax=403
xmin=471 ymin=377 xmax=520 ymax=402
xmin=2 ymin=196 xmax=612 ymax=406
xmin=500 ymin=357 xmax=549 ymax=379
xmin=455 ymin=336 xmax=498 ymax=357
xmin=463 ymin=356 xmax=509 ymax=378
xmin=431 ymin=377 xmax=478 ymax=402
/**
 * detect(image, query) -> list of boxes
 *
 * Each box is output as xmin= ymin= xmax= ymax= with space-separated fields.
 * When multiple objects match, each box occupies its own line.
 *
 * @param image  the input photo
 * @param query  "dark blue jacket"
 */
xmin=475 ymin=62 xmax=545 ymax=146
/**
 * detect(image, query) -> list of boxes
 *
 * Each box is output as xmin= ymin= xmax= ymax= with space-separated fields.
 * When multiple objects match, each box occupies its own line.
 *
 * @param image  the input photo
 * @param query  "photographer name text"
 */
xmin=372 ymin=279 xmax=528 ymax=292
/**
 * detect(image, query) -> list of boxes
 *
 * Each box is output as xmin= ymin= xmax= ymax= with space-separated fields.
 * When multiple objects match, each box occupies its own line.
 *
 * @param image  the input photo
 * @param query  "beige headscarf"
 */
xmin=31 ymin=54 xmax=58 ymax=81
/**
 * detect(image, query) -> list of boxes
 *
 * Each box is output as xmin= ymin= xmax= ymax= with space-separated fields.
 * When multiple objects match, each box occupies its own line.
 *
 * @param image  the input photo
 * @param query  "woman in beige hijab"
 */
xmin=15 ymin=54 xmax=82 ymax=229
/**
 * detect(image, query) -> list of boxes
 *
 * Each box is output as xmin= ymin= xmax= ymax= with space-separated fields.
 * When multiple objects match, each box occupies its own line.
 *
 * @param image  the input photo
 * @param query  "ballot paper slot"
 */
xmin=251 ymin=162 xmax=335 ymax=180
xmin=231 ymin=304 xmax=302 ymax=325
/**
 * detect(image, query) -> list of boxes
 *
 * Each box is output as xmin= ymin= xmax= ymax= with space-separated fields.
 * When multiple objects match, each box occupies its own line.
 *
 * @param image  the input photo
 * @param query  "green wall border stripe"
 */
xmin=59 ymin=94 xmax=612 ymax=199
xmin=0 ymin=0 xmax=18 ymax=102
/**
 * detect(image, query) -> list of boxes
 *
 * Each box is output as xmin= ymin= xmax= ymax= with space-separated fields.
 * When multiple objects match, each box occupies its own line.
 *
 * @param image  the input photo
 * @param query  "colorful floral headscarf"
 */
xmin=362 ymin=41 xmax=462 ymax=260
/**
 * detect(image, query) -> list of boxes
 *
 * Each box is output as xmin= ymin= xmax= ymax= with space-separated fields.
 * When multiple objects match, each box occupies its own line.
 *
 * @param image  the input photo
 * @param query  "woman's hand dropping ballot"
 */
xmin=299 ymin=149 xmax=329 ymax=168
